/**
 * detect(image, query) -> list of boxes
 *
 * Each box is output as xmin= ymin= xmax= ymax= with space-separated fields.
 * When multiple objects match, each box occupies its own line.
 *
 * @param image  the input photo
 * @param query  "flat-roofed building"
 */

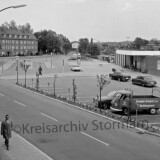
xmin=0 ymin=30 xmax=38 ymax=56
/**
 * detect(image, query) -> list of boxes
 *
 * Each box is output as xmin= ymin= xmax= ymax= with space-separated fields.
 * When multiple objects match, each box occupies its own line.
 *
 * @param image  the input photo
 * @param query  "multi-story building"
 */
xmin=0 ymin=30 xmax=38 ymax=56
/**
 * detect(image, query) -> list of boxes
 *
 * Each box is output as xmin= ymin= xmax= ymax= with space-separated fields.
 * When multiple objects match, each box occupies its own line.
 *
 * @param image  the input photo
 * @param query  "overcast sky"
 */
xmin=0 ymin=0 xmax=160 ymax=42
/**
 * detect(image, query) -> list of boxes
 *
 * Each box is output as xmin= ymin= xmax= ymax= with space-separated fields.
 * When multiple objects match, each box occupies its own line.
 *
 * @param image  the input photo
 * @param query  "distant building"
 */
xmin=115 ymin=50 xmax=160 ymax=76
xmin=71 ymin=41 xmax=79 ymax=49
xmin=0 ymin=30 xmax=38 ymax=56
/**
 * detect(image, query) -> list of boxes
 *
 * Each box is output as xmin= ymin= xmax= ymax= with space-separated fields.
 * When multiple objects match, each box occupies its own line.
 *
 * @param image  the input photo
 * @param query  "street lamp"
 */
xmin=1 ymin=56 xmax=3 ymax=70
xmin=51 ymin=52 xmax=53 ymax=68
xmin=0 ymin=5 xmax=27 ymax=12
xmin=15 ymin=56 xmax=19 ymax=84
xmin=24 ymin=59 xmax=26 ymax=87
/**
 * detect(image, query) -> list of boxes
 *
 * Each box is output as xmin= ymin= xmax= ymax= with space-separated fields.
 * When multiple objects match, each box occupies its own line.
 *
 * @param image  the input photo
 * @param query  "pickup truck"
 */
xmin=93 ymin=90 xmax=127 ymax=109
xmin=110 ymin=90 xmax=160 ymax=115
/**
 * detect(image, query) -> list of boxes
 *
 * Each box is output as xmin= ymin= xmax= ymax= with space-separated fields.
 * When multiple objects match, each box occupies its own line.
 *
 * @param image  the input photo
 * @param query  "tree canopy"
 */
xmin=0 ymin=20 xmax=33 ymax=33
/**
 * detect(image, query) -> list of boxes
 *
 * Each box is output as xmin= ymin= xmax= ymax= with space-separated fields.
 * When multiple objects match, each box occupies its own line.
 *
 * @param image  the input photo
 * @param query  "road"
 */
xmin=0 ymin=80 xmax=160 ymax=160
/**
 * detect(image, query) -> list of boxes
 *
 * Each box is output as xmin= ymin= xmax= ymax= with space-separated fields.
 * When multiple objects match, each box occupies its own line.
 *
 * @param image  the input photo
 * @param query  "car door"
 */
xmin=139 ymin=76 xmax=144 ymax=85
xmin=135 ymin=76 xmax=142 ymax=84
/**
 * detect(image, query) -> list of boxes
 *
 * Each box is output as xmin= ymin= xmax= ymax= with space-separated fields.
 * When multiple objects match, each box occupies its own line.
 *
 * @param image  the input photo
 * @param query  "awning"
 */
xmin=116 ymin=50 xmax=160 ymax=56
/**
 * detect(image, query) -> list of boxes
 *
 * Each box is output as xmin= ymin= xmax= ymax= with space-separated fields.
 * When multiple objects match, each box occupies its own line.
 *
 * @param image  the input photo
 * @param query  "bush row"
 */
xmin=16 ymin=83 xmax=160 ymax=136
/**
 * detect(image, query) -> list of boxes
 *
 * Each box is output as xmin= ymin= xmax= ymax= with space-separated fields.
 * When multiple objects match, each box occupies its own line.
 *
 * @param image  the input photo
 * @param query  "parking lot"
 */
xmin=2 ymin=55 xmax=160 ymax=130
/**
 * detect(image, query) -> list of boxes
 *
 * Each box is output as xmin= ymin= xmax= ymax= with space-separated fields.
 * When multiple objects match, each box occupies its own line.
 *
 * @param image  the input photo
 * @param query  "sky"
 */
xmin=0 ymin=0 xmax=160 ymax=42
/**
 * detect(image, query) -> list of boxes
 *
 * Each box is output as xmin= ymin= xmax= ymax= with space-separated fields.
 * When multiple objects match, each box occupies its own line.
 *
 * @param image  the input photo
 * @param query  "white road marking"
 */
xmin=41 ymin=113 xmax=58 ymax=122
xmin=14 ymin=100 xmax=26 ymax=107
xmin=81 ymin=132 xmax=109 ymax=146
xmin=0 ymin=93 xmax=5 ymax=96
xmin=149 ymin=123 xmax=160 ymax=125
xmin=14 ymin=84 xmax=160 ymax=137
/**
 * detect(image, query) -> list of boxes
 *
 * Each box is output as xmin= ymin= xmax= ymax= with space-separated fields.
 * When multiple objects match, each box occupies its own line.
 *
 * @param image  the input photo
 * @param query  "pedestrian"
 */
xmin=125 ymin=95 xmax=132 ymax=122
xmin=38 ymin=66 xmax=42 ymax=75
xmin=1 ymin=115 xmax=13 ymax=150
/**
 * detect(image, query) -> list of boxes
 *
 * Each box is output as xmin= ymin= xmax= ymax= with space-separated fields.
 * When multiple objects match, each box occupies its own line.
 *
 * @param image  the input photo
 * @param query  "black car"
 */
xmin=132 ymin=75 xmax=157 ymax=87
xmin=109 ymin=71 xmax=131 ymax=82
xmin=93 ymin=91 xmax=118 ymax=109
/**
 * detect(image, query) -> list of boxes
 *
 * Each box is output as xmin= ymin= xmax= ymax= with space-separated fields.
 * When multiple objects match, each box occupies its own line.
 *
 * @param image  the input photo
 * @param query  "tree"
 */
xmin=63 ymin=43 xmax=72 ymax=54
xmin=78 ymin=38 xmax=89 ymax=55
xmin=20 ymin=60 xmax=30 ymax=87
xmin=34 ymin=30 xmax=48 ymax=53
xmin=35 ymin=72 xmax=40 ymax=91
xmin=88 ymin=43 xmax=100 ymax=56
xmin=72 ymin=78 xmax=77 ymax=103
xmin=97 ymin=75 xmax=110 ymax=111
xmin=133 ymin=37 xmax=149 ymax=49
xmin=46 ymin=30 xmax=61 ymax=53
xmin=53 ymin=74 xmax=58 ymax=97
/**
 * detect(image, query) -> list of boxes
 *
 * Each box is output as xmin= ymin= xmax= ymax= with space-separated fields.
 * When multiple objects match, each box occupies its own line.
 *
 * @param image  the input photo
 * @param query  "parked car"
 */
xmin=109 ymin=71 xmax=131 ymax=82
xmin=132 ymin=75 xmax=157 ymax=87
xmin=93 ymin=91 xmax=118 ymax=109
xmin=110 ymin=90 xmax=160 ymax=115
xmin=93 ymin=90 xmax=127 ymax=109
xmin=71 ymin=65 xmax=81 ymax=71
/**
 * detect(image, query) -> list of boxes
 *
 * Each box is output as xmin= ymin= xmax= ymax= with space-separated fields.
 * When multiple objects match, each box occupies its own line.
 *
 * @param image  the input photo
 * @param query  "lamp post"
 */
xmin=24 ymin=59 xmax=26 ymax=87
xmin=0 ymin=5 xmax=27 ymax=12
xmin=15 ymin=56 xmax=19 ymax=84
xmin=1 ymin=56 xmax=3 ymax=70
xmin=51 ymin=52 xmax=53 ymax=68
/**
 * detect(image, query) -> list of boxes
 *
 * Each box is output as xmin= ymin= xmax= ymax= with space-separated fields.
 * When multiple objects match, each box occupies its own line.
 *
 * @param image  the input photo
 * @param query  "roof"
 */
xmin=0 ymin=30 xmax=37 ymax=40
xmin=116 ymin=50 xmax=160 ymax=56
xmin=116 ymin=90 xmax=132 ymax=94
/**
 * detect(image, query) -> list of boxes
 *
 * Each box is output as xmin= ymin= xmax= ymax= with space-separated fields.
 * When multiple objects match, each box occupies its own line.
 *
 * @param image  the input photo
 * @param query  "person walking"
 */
xmin=1 ymin=115 xmax=13 ymax=150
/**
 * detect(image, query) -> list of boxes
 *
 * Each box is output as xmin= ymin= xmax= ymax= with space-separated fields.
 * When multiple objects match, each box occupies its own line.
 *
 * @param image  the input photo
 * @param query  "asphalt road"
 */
xmin=0 ymin=80 xmax=160 ymax=160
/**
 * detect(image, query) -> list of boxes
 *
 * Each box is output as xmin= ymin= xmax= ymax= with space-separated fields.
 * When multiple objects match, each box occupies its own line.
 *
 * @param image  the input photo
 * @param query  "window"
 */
xmin=12 ymin=40 xmax=14 ymax=44
xmin=2 ymin=40 xmax=5 ymax=43
xmin=9 ymin=35 xmax=12 ymax=38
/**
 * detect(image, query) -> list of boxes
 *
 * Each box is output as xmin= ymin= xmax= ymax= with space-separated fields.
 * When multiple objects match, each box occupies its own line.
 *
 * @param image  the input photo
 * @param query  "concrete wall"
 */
xmin=147 ymin=56 xmax=160 ymax=76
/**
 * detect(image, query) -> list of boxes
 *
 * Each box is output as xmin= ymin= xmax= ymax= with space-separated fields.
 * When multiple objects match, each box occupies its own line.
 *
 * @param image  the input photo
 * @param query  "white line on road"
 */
xmin=0 ymin=93 xmax=5 ymax=96
xmin=41 ymin=113 xmax=58 ymax=122
xmin=14 ymin=100 xmax=26 ymax=107
xmin=14 ymin=84 xmax=160 ymax=137
xmin=149 ymin=123 xmax=160 ymax=125
xmin=81 ymin=132 xmax=109 ymax=146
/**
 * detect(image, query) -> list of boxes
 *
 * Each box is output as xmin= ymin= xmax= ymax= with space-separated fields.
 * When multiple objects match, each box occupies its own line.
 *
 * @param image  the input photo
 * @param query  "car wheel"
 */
xmin=132 ymin=81 xmax=135 ymax=85
xmin=123 ymin=108 xmax=129 ymax=115
xmin=142 ymin=83 xmax=145 ymax=87
xmin=118 ymin=78 xmax=121 ymax=81
xmin=103 ymin=103 xmax=108 ymax=110
xmin=150 ymin=108 xmax=156 ymax=115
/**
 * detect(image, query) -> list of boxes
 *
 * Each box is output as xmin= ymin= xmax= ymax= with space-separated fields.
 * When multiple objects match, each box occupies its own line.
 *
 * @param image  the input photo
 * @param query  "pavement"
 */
xmin=1 ymin=57 xmax=160 ymax=160
xmin=0 ymin=125 xmax=53 ymax=160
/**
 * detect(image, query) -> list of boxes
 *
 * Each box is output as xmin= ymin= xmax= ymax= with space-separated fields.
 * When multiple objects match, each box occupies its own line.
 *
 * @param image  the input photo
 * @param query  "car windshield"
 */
xmin=107 ymin=91 xmax=117 ymax=98
xmin=144 ymin=76 xmax=152 ymax=80
xmin=113 ymin=93 xmax=122 ymax=100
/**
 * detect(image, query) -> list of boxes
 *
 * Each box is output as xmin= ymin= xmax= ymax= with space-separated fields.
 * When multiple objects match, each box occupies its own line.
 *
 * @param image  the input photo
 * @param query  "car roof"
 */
xmin=116 ymin=90 xmax=132 ymax=94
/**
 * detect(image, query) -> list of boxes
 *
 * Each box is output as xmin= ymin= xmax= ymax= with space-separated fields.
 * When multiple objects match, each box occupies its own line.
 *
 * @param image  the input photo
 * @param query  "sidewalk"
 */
xmin=0 ymin=130 xmax=53 ymax=160
xmin=0 ymin=61 xmax=15 ymax=71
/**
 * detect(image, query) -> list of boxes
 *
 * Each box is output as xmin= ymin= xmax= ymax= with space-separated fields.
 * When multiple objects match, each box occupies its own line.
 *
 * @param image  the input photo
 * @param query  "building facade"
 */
xmin=115 ymin=50 xmax=160 ymax=76
xmin=0 ymin=30 xmax=38 ymax=56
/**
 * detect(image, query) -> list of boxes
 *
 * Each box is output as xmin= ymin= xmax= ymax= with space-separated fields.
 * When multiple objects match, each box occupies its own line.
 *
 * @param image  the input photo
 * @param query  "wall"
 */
xmin=147 ymin=56 xmax=160 ymax=76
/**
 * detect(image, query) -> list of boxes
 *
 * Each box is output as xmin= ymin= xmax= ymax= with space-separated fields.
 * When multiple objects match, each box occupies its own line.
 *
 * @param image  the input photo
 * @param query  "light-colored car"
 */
xmin=71 ymin=65 xmax=81 ymax=71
